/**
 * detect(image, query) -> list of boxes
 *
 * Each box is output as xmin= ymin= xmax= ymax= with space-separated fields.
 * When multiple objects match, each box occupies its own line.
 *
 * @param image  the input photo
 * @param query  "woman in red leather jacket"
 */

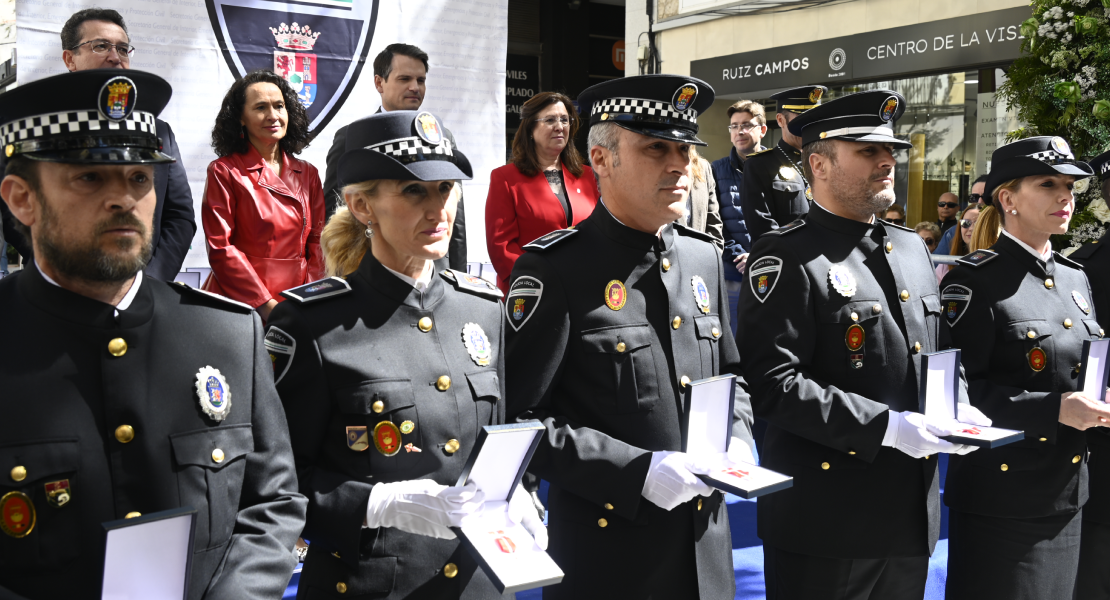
xmin=202 ymin=70 xmax=325 ymax=320
xmin=485 ymin=92 xmax=599 ymax=294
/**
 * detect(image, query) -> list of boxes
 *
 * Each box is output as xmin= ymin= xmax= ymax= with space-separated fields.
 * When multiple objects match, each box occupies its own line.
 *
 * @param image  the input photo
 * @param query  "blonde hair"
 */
xmin=969 ymin=205 xmax=1002 ymax=252
xmin=322 ymin=180 xmax=381 ymax=277
xmin=689 ymin=147 xmax=705 ymax=182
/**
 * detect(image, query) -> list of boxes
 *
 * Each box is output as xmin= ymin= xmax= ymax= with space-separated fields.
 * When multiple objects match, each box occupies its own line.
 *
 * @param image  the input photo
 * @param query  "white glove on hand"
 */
xmin=642 ymin=451 xmax=714 ymax=511
xmin=956 ymin=403 xmax=993 ymax=427
xmin=365 ymin=479 xmax=484 ymax=539
xmin=882 ymin=410 xmax=975 ymax=459
xmin=508 ymin=484 xmax=548 ymax=550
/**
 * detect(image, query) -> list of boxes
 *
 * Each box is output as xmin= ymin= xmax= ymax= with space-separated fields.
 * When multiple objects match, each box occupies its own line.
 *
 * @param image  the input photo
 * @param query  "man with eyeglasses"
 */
xmin=935 ymin=192 xmax=959 ymax=233
xmin=934 ymin=175 xmax=987 ymax=255
xmin=52 ymin=9 xmax=197 ymax=283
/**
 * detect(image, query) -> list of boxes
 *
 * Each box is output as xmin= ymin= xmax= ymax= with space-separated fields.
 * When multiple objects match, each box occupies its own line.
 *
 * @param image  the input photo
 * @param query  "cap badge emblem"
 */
xmin=1051 ymin=136 xmax=1071 ymax=157
xmin=809 ymin=88 xmax=823 ymax=104
xmin=672 ymin=83 xmax=698 ymax=112
xmin=195 ymin=366 xmax=232 ymax=422
xmin=880 ymin=96 xmax=899 ymax=122
xmin=99 ymin=75 xmax=137 ymax=122
xmin=415 ymin=111 xmax=443 ymax=145
xmin=604 ymin=280 xmax=627 ymax=311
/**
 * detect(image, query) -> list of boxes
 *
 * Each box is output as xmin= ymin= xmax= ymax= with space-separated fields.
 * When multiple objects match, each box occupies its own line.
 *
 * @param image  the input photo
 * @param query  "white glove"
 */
xmin=956 ymin=403 xmax=993 ymax=427
xmin=882 ymin=410 xmax=976 ymax=459
xmin=365 ymin=479 xmax=484 ymax=539
xmin=642 ymin=451 xmax=714 ymax=511
xmin=508 ymin=484 xmax=548 ymax=550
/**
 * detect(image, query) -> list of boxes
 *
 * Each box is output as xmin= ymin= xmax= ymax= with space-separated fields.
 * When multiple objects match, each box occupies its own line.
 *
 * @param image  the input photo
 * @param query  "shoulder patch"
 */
xmin=748 ymin=256 xmax=784 ymax=303
xmin=264 ymin=326 xmax=296 ymax=385
xmin=524 ymin=228 xmax=578 ymax=251
xmin=955 ymin=249 xmax=999 ymax=268
xmin=940 ymin=284 xmax=973 ymax=326
xmin=506 ymin=276 xmax=543 ymax=331
xmin=766 ymin=219 xmax=807 ymax=236
xmin=174 ymin=282 xmax=253 ymax=313
xmin=673 ymin=222 xmax=716 ymax=244
xmin=281 ymin=277 xmax=352 ymax=303
xmin=440 ymin=269 xmax=503 ymax=299
xmin=1054 ymin=252 xmax=1083 ymax=270
xmin=1068 ymin=240 xmax=1104 ymax=261
xmin=885 ymin=221 xmax=915 ymax=233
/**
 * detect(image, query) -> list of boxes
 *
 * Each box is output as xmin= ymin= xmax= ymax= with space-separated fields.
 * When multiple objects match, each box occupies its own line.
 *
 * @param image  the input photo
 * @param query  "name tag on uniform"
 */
xmin=921 ymin=349 xmax=1023 ymax=448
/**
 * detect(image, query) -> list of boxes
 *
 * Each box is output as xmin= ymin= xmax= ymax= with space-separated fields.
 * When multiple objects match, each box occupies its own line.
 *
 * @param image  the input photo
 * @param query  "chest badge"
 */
xmin=1028 ymin=347 xmax=1047 ymax=372
xmin=0 ymin=491 xmax=35 ymax=538
xmin=44 ymin=480 xmax=71 ymax=508
xmin=778 ymin=166 xmax=797 ymax=180
xmin=195 ymin=366 xmax=232 ymax=422
xmin=346 ymin=426 xmax=369 ymax=452
xmin=605 ymin=280 xmax=627 ymax=311
xmin=691 ymin=276 xmax=712 ymax=314
xmin=462 ymin=323 xmax=493 ymax=366
xmin=400 ymin=420 xmax=415 ymax=434
xmin=1073 ymin=290 xmax=1091 ymax=315
xmin=828 ymin=265 xmax=857 ymax=298
xmin=374 ymin=421 xmax=402 ymax=456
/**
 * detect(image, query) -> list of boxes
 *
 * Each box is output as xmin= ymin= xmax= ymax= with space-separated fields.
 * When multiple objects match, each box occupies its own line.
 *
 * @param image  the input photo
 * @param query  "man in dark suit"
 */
xmin=505 ymin=74 xmax=756 ymax=600
xmin=0 ymin=69 xmax=305 ymax=600
xmin=738 ymin=90 xmax=987 ymax=600
xmin=60 ymin=8 xmax=196 ymax=281
xmin=322 ymin=44 xmax=467 ymax=271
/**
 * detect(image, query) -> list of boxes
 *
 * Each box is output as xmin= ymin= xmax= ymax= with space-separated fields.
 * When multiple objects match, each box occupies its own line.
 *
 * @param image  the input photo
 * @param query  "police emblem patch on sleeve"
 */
xmin=195 ymin=366 xmax=232 ymax=422
xmin=264 ymin=327 xmax=296 ymax=385
xmin=941 ymin=284 xmax=972 ymax=326
xmin=506 ymin=276 xmax=543 ymax=332
xmin=748 ymin=257 xmax=783 ymax=303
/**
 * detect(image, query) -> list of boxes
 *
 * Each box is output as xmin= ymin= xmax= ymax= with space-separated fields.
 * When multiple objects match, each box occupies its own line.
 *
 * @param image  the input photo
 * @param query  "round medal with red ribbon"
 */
xmin=845 ymin=324 xmax=865 ymax=351
xmin=1028 ymin=347 xmax=1047 ymax=372
xmin=0 ymin=491 xmax=35 ymax=538
xmin=373 ymin=421 xmax=402 ymax=456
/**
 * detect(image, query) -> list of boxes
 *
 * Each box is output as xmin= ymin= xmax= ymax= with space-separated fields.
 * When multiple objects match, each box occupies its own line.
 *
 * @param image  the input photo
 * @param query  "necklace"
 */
xmin=777 ymin=145 xmax=813 ymax=201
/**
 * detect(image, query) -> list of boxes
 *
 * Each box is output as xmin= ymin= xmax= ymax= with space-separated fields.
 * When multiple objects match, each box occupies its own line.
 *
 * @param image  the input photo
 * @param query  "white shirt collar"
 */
xmin=1001 ymin=229 xmax=1052 ymax=261
xmin=382 ymin=262 xmax=433 ymax=292
xmin=37 ymin=262 xmax=143 ymax=316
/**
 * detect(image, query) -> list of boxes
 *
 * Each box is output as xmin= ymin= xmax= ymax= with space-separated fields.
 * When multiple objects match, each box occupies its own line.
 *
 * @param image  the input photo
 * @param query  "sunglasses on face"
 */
xmin=888 ymin=218 xmax=905 ymax=225
xmin=960 ymin=219 xmax=977 ymax=229
xmin=922 ymin=238 xmax=936 ymax=246
xmin=938 ymin=202 xmax=959 ymax=209
xmin=968 ymin=193 xmax=983 ymax=203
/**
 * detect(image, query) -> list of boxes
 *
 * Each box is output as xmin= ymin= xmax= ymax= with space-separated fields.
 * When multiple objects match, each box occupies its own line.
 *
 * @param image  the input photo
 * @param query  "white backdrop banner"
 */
xmin=15 ymin=0 xmax=507 ymax=266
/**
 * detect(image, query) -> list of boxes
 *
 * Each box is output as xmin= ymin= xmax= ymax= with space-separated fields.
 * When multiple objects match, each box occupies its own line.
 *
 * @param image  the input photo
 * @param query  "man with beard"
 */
xmin=505 ymin=75 xmax=756 ymax=600
xmin=0 ymin=70 xmax=306 ymax=599
xmin=738 ymin=90 xmax=987 ymax=600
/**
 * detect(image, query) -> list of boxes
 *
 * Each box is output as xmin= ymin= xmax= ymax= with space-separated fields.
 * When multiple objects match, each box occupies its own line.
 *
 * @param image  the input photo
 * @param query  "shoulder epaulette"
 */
xmin=280 ymin=276 xmax=352 ymax=303
xmin=440 ymin=269 xmax=503 ymax=299
xmin=524 ymin=228 xmax=578 ymax=251
xmin=1068 ymin=240 xmax=1104 ymax=261
xmin=955 ymin=249 xmax=999 ymax=268
xmin=886 ymin=221 xmax=915 ymax=233
xmin=673 ymin=222 xmax=716 ymax=244
xmin=1054 ymin=252 xmax=1083 ymax=270
xmin=747 ymin=147 xmax=774 ymax=157
xmin=173 ymin=282 xmax=254 ymax=313
xmin=766 ymin=219 xmax=807 ymax=236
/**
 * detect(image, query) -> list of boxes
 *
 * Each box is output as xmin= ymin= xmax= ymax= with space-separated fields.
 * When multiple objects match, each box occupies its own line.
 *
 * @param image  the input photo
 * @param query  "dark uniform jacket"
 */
xmin=943 ymin=234 xmax=1098 ymax=519
xmin=740 ymin=139 xmax=810 ymax=242
xmin=710 ymin=147 xmax=754 ymax=283
xmin=0 ymin=265 xmax=306 ymax=600
xmin=1070 ymin=233 xmax=1110 ymax=525
xmin=146 ymin=119 xmax=197 ymax=281
xmin=267 ymin=253 xmax=506 ymax=600
xmin=739 ymin=204 xmax=948 ymax=559
xmin=505 ymin=205 xmax=755 ymax=600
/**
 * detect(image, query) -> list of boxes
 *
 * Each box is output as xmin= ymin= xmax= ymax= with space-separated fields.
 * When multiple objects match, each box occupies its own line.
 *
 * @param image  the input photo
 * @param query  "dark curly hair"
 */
xmin=211 ymin=70 xmax=311 ymax=157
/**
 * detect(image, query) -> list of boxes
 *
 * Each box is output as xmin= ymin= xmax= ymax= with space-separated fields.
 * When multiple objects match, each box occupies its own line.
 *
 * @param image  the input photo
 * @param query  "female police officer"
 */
xmin=266 ymin=111 xmax=545 ymax=599
xmin=941 ymin=136 xmax=1110 ymax=600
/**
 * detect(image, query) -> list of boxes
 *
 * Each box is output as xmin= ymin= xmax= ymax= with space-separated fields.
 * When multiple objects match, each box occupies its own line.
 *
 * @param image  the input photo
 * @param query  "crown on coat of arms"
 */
xmin=270 ymin=22 xmax=321 ymax=51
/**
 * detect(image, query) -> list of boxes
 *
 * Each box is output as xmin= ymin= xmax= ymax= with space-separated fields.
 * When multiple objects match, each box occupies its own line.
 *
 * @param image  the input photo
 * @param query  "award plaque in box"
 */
xmin=1080 ymin=339 xmax=1110 ymax=396
xmin=454 ymin=422 xmax=564 ymax=594
xmin=102 ymin=506 xmax=197 ymax=600
xmin=921 ymin=349 xmax=1023 ymax=448
xmin=681 ymin=374 xmax=792 ymax=499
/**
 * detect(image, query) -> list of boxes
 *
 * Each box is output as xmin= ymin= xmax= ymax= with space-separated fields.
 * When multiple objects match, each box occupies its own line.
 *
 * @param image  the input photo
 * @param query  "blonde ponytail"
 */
xmin=321 ymin=180 xmax=380 ymax=277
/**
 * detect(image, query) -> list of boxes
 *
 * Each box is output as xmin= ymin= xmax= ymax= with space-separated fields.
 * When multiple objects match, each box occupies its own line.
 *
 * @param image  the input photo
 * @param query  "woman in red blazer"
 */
xmin=485 ymin=92 xmax=599 ymax=293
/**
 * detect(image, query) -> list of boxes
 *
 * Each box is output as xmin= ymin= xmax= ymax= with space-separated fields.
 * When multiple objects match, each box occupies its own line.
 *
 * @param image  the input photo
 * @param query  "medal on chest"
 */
xmin=1028 ymin=347 xmax=1047 ymax=372
xmin=0 ymin=491 xmax=35 ymax=538
xmin=195 ymin=366 xmax=231 ymax=422
xmin=44 ymin=480 xmax=71 ymax=508
xmin=462 ymin=323 xmax=492 ymax=366
xmin=373 ymin=421 xmax=402 ymax=456
xmin=1073 ymin=290 xmax=1091 ymax=315
xmin=828 ymin=264 xmax=857 ymax=298
xmin=346 ymin=426 xmax=369 ymax=452
xmin=690 ymin=276 xmax=712 ymax=314
xmin=605 ymin=280 xmax=627 ymax=311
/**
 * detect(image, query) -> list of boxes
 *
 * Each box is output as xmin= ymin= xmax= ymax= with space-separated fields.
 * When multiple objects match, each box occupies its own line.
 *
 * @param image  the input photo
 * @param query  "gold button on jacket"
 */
xmin=444 ymin=439 xmax=461 ymax=454
xmin=115 ymin=424 xmax=135 ymax=444
xmin=436 ymin=375 xmax=451 ymax=391
xmin=372 ymin=400 xmax=384 ymax=413
xmin=336 ymin=582 xmax=348 ymax=593
xmin=107 ymin=338 xmax=128 ymax=357
xmin=672 ymin=316 xmax=682 ymax=329
xmin=10 ymin=466 xmax=26 ymax=482
xmin=821 ymin=462 xmax=830 ymax=470
xmin=443 ymin=563 xmax=458 ymax=578
xmin=662 ymin=258 xmax=671 ymax=272
xmin=125 ymin=511 xmax=142 ymax=519
xmin=597 ymin=518 xmax=608 ymax=528
xmin=1073 ymin=455 xmax=1082 ymax=464
xmin=418 ymin=317 xmax=433 ymax=332
xmin=212 ymin=449 xmax=225 ymax=463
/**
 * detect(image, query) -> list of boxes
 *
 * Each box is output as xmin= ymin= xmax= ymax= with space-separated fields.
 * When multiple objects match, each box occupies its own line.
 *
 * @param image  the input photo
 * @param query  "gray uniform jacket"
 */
xmin=739 ymin=204 xmax=952 ymax=559
xmin=942 ymin=234 xmax=1099 ymax=519
xmin=0 ymin=265 xmax=306 ymax=600
xmin=505 ymin=205 xmax=755 ymax=600
xmin=267 ymin=253 xmax=506 ymax=599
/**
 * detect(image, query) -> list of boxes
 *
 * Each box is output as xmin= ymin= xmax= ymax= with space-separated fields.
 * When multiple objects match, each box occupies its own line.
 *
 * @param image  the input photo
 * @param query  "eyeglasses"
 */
xmin=728 ymin=123 xmax=763 ymax=133
xmin=536 ymin=116 xmax=571 ymax=128
xmin=968 ymin=193 xmax=983 ymax=203
xmin=922 ymin=238 xmax=936 ymax=246
xmin=960 ymin=219 xmax=977 ymax=229
xmin=938 ymin=201 xmax=959 ymax=209
xmin=887 ymin=218 xmax=905 ymax=225
xmin=70 ymin=40 xmax=136 ymax=59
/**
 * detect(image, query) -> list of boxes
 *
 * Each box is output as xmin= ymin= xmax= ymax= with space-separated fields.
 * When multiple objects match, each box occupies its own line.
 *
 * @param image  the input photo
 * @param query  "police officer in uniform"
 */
xmin=0 ymin=70 xmax=306 ymax=599
xmin=268 ymin=111 xmax=545 ymax=599
xmin=1070 ymin=148 xmax=1110 ymax=599
xmin=942 ymin=137 xmax=1108 ymax=600
xmin=740 ymin=85 xmax=827 ymax=242
xmin=739 ymin=90 xmax=988 ymax=600
xmin=505 ymin=74 xmax=756 ymax=600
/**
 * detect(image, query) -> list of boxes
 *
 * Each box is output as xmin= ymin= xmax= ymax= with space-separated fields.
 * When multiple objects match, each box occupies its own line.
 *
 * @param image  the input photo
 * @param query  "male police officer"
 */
xmin=738 ymin=90 xmax=989 ymax=600
xmin=505 ymin=75 xmax=755 ymax=600
xmin=741 ymin=85 xmax=827 ymax=242
xmin=1069 ymin=148 xmax=1110 ymax=599
xmin=0 ymin=70 xmax=306 ymax=599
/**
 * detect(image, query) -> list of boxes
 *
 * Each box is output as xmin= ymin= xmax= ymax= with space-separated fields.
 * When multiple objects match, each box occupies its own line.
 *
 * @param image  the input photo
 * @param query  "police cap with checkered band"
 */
xmin=984 ymin=136 xmax=1093 ymax=199
xmin=788 ymin=89 xmax=912 ymax=149
xmin=577 ymin=74 xmax=715 ymax=146
xmin=337 ymin=110 xmax=472 ymax=186
xmin=0 ymin=69 xmax=174 ymax=164
xmin=1087 ymin=148 xmax=1110 ymax=183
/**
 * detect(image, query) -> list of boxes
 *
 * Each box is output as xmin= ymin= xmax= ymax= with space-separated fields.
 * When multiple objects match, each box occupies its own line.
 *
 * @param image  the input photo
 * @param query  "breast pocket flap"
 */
xmin=581 ymin=324 xmax=653 ymax=354
xmin=1003 ymin=320 xmax=1051 ymax=341
xmin=0 ymin=439 xmax=80 ymax=482
xmin=693 ymin=314 xmax=722 ymax=341
xmin=466 ymin=371 xmax=501 ymax=400
xmin=170 ymin=425 xmax=254 ymax=470
xmin=818 ymin=300 xmax=882 ymax=324
xmin=921 ymin=293 xmax=941 ymax=314
xmin=335 ymin=379 xmax=416 ymax=414
xmin=1084 ymin=319 xmax=1104 ymax=338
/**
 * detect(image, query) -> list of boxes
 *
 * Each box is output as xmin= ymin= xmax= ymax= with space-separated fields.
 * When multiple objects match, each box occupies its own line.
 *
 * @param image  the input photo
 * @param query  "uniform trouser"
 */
xmin=946 ymin=509 xmax=1082 ymax=600
xmin=1075 ymin=518 xmax=1110 ymax=599
xmin=763 ymin=545 xmax=928 ymax=600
